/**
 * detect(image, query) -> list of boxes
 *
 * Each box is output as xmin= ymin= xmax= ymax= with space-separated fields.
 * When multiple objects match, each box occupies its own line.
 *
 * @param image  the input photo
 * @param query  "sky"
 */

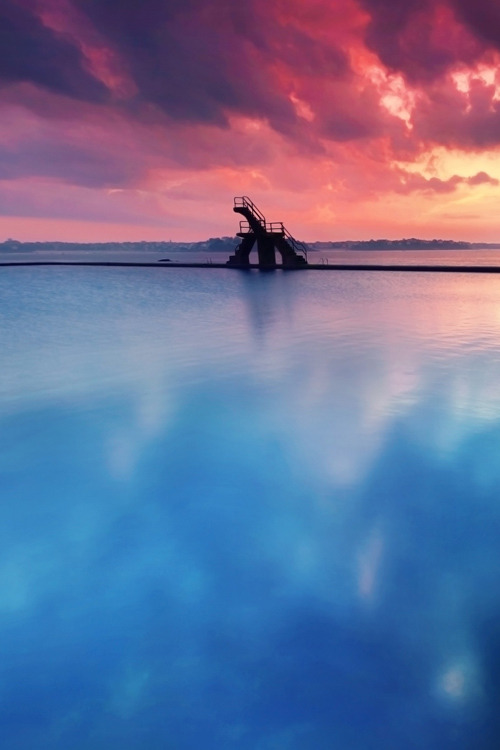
xmin=2 ymin=0 xmax=500 ymax=242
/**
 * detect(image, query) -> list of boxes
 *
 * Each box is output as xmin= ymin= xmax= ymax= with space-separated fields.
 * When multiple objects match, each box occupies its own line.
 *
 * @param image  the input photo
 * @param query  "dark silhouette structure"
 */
xmin=226 ymin=197 xmax=308 ymax=269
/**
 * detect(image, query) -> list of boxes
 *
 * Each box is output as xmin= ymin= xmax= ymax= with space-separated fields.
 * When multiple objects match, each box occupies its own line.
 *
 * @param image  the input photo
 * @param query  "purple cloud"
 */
xmin=394 ymin=169 xmax=498 ymax=194
xmin=358 ymin=0 xmax=484 ymax=81
xmin=0 ymin=0 xmax=107 ymax=101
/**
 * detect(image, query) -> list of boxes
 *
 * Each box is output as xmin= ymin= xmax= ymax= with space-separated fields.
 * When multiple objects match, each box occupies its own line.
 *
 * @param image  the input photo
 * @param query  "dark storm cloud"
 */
xmin=358 ymin=0 xmax=484 ymax=82
xmin=354 ymin=0 xmax=500 ymax=151
xmin=73 ymin=0 xmax=285 ymax=124
xmin=451 ymin=0 xmax=500 ymax=50
xmin=3 ymin=0 xmax=500 ymax=203
xmin=0 ymin=0 xmax=107 ymax=101
xmin=70 ymin=0 xmax=499 ymax=151
xmin=413 ymin=78 xmax=500 ymax=149
xmin=4 ymin=0 xmax=500 ymax=146
xmin=73 ymin=0 xmax=348 ymax=130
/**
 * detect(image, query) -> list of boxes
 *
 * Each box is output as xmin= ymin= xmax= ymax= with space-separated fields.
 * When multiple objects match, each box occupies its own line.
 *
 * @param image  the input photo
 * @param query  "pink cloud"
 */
xmin=0 ymin=0 xmax=500 ymax=241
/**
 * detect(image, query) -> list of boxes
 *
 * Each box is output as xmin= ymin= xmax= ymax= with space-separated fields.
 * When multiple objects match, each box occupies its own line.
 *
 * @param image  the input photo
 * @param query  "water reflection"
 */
xmin=1 ymin=267 xmax=500 ymax=748
xmin=237 ymin=269 xmax=296 ymax=339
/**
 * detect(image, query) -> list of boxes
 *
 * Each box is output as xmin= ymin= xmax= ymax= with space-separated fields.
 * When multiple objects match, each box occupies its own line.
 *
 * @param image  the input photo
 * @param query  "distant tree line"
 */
xmin=2 ymin=236 xmax=499 ymax=253
xmin=0 ymin=237 xmax=239 ymax=253
xmin=308 ymin=238 xmax=500 ymax=250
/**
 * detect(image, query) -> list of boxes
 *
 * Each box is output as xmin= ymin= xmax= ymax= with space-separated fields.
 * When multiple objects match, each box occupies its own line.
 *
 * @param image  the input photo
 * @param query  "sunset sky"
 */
xmin=3 ymin=0 xmax=500 ymax=242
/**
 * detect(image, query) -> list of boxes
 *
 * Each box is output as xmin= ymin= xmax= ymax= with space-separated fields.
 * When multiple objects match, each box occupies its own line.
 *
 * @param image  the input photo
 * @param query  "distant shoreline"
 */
xmin=1 ymin=238 xmax=500 ymax=254
xmin=309 ymin=240 xmax=500 ymax=250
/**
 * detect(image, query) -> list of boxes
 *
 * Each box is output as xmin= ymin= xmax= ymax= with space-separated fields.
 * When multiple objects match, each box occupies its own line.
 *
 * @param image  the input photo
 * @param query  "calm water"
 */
xmin=2 ymin=245 xmax=500 ymax=266
xmin=1 ymin=266 xmax=500 ymax=749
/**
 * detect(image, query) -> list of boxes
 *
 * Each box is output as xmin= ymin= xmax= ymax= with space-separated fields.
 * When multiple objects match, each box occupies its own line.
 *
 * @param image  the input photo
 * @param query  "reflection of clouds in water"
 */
xmin=4 ymin=269 xmax=500 ymax=493
xmin=109 ymin=665 xmax=151 ymax=719
xmin=0 ymin=556 xmax=31 ymax=613
xmin=357 ymin=527 xmax=384 ymax=601
xmin=0 ymin=268 xmax=250 ymax=412
xmin=435 ymin=652 xmax=482 ymax=708
xmin=0 ymin=542 xmax=62 ymax=615
xmin=107 ymin=432 xmax=138 ymax=480
xmin=106 ymin=377 xmax=175 ymax=481
xmin=2 ymin=269 xmax=500 ymax=746
xmin=253 ymin=277 xmax=500 ymax=488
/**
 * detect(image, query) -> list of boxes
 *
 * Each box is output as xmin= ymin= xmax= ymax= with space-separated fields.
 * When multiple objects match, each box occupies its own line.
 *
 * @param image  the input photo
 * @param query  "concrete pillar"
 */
xmin=257 ymin=236 xmax=276 ymax=268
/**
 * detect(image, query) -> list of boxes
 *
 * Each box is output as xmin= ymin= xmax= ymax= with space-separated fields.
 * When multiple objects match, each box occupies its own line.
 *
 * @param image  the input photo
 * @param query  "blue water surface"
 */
xmin=1 ymin=266 xmax=500 ymax=749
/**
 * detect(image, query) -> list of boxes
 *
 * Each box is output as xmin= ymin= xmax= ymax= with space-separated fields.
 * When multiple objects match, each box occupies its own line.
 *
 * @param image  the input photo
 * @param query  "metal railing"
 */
xmin=239 ymin=220 xmax=286 ymax=235
xmin=266 ymin=222 xmax=285 ymax=233
xmin=238 ymin=220 xmax=252 ymax=234
xmin=233 ymin=196 xmax=266 ymax=227
xmin=282 ymin=226 xmax=308 ymax=262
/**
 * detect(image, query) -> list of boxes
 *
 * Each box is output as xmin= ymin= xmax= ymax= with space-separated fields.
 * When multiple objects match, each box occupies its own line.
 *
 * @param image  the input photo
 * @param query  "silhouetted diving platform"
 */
xmin=226 ymin=196 xmax=308 ymax=269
